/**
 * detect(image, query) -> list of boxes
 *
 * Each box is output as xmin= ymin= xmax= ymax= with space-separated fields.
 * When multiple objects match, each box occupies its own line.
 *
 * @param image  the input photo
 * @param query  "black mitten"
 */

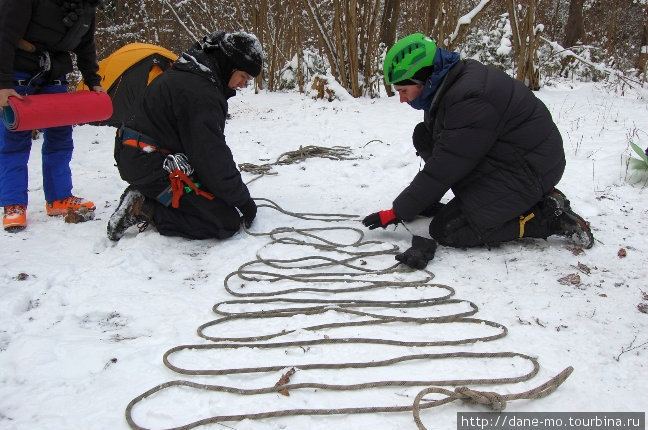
xmin=395 ymin=235 xmax=438 ymax=269
xmin=412 ymin=122 xmax=434 ymax=160
xmin=239 ymin=198 xmax=257 ymax=228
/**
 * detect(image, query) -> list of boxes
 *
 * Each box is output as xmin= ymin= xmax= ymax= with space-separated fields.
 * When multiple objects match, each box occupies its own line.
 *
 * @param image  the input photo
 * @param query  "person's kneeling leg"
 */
xmin=429 ymin=199 xmax=484 ymax=248
xmin=153 ymin=192 xmax=241 ymax=240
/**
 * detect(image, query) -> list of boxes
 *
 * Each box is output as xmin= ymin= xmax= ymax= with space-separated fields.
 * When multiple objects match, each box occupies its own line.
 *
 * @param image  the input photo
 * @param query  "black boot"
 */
xmin=545 ymin=188 xmax=594 ymax=249
xmin=107 ymin=186 xmax=155 ymax=241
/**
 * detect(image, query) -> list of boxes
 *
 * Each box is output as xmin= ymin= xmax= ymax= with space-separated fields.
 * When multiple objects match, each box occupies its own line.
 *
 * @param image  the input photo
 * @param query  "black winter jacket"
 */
xmin=119 ymin=64 xmax=251 ymax=209
xmin=0 ymin=0 xmax=101 ymax=89
xmin=393 ymin=60 xmax=565 ymax=233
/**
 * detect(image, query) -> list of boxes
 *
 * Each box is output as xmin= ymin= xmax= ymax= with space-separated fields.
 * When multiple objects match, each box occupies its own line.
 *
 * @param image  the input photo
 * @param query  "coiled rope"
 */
xmin=238 ymin=145 xmax=357 ymax=177
xmin=125 ymin=198 xmax=573 ymax=430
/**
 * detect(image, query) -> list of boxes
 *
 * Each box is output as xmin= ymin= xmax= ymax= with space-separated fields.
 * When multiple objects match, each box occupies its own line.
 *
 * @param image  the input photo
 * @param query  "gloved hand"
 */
xmin=362 ymin=208 xmax=400 ymax=230
xmin=239 ymin=198 xmax=257 ymax=228
xmin=412 ymin=122 xmax=434 ymax=160
xmin=395 ymin=235 xmax=438 ymax=269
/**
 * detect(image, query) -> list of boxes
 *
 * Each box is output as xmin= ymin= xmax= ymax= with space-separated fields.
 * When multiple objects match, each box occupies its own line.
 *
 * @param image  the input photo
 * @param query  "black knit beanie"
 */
xmin=219 ymin=32 xmax=263 ymax=77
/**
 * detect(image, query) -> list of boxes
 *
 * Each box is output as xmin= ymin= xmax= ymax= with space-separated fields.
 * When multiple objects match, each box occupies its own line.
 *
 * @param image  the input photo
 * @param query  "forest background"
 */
xmin=92 ymin=0 xmax=648 ymax=97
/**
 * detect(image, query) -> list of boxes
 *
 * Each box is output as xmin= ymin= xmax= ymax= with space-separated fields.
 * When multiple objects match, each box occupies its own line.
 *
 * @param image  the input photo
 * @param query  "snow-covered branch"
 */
xmin=540 ymin=36 xmax=645 ymax=87
xmin=162 ymin=0 xmax=197 ymax=41
xmin=446 ymin=0 xmax=493 ymax=48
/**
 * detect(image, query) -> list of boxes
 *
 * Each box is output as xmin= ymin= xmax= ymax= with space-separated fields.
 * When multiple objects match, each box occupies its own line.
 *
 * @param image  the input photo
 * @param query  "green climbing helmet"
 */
xmin=383 ymin=33 xmax=437 ymax=85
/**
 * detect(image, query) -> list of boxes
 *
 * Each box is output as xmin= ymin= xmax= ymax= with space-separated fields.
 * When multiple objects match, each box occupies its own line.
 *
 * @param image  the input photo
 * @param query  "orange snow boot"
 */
xmin=46 ymin=196 xmax=96 ymax=216
xmin=3 ymin=204 xmax=27 ymax=232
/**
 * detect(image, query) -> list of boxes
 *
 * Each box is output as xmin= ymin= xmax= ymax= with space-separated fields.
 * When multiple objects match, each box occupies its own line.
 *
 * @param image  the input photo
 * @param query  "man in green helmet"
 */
xmin=362 ymin=33 xmax=594 ymax=262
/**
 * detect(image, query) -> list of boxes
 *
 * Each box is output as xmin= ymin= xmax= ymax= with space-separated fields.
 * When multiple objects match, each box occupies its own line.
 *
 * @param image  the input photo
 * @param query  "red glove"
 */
xmin=362 ymin=208 xmax=400 ymax=230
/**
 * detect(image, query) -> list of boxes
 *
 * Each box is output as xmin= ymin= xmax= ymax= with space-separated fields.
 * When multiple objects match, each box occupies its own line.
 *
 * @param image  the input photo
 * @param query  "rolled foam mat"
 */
xmin=2 ymin=91 xmax=113 ymax=131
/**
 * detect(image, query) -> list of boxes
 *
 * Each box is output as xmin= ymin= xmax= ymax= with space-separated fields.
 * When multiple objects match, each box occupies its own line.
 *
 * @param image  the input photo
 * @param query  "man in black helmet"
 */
xmin=107 ymin=31 xmax=263 ymax=241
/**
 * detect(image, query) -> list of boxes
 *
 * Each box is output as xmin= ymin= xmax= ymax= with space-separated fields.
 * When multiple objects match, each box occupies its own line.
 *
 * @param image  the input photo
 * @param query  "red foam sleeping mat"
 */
xmin=2 ymin=91 xmax=113 ymax=131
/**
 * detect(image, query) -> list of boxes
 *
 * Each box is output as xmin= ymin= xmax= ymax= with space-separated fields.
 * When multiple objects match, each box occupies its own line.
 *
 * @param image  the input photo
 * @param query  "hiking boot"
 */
xmin=107 ymin=186 xmax=154 ymax=241
xmin=555 ymin=208 xmax=595 ymax=249
xmin=543 ymin=188 xmax=567 ymax=217
xmin=3 ymin=205 xmax=27 ymax=232
xmin=545 ymin=188 xmax=595 ymax=249
xmin=46 ymin=196 xmax=96 ymax=216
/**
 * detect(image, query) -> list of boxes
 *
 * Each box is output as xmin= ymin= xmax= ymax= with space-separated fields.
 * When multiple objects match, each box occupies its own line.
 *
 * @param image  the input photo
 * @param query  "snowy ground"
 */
xmin=1 ymin=81 xmax=647 ymax=430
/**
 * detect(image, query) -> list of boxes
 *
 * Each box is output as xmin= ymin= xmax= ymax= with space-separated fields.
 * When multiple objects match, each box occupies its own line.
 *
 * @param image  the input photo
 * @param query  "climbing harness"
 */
xmin=119 ymin=126 xmax=171 ymax=155
xmin=166 ymin=167 xmax=214 ymax=208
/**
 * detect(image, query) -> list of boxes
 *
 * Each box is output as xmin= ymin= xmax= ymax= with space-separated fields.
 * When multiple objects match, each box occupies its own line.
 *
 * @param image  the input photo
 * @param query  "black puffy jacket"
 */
xmin=118 ymin=57 xmax=251 ymax=209
xmin=0 ymin=0 xmax=101 ymax=89
xmin=393 ymin=59 xmax=565 ymax=233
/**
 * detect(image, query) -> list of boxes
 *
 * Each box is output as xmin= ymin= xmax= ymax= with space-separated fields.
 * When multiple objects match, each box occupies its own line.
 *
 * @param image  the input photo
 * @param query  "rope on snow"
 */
xmin=125 ymin=198 xmax=573 ymax=430
xmin=239 ymin=145 xmax=358 ymax=179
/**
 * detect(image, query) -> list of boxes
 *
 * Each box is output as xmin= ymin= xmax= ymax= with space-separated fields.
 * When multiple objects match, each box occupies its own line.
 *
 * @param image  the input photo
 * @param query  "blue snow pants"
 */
xmin=0 ymin=71 xmax=74 ymax=207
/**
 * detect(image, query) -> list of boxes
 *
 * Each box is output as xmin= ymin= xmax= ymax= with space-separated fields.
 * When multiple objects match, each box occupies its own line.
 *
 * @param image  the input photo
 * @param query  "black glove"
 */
xmin=239 ymin=198 xmax=257 ymax=228
xmin=395 ymin=235 xmax=438 ymax=269
xmin=412 ymin=122 xmax=434 ymax=160
xmin=362 ymin=208 xmax=400 ymax=230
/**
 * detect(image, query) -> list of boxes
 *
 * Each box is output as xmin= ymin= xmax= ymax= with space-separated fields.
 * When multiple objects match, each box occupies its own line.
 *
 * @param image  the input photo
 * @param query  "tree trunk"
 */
xmin=333 ymin=0 xmax=348 ymax=88
xmin=563 ymin=0 xmax=585 ymax=47
xmin=508 ymin=0 xmax=541 ymax=90
xmin=560 ymin=0 xmax=585 ymax=75
xmin=640 ymin=23 xmax=648 ymax=81
xmin=378 ymin=0 xmax=400 ymax=96
xmin=303 ymin=0 xmax=339 ymax=83
xmin=346 ymin=0 xmax=360 ymax=97
xmin=255 ymin=1 xmax=267 ymax=92
xmin=292 ymin=0 xmax=305 ymax=92
xmin=361 ymin=0 xmax=381 ymax=97
xmin=446 ymin=0 xmax=495 ymax=50
xmin=425 ymin=0 xmax=443 ymax=37
xmin=603 ymin=0 xmax=619 ymax=57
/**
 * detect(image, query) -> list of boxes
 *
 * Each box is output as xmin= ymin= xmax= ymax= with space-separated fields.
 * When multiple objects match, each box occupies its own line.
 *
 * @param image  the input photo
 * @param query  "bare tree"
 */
xmin=559 ymin=0 xmax=585 ymax=75
xmin=507 ymin=0 xmax=542 ymax=90
xmin=445 ymin=0 xmax=495 ymax=50
xmin=303 ymin=0 xmax=387 ymax=97
xmin=398 ymin=0 xmax=492 ymax=49
xmin=378 ymin=0 xmax=400 ymax=47
xmin=93 ymin=0 xmax=646 ymax=97
xmin=237 ymin=1 xmax=268 ymax=91
xmin=538 ymin=0 xmax=567 ymax=42
xmin=640 ymin=23 xmax=648 ymax=80
xmin=378 ymin=0 xmax=400 ymax=96
xmin=563 ymin=0 xmax=585 ymax=48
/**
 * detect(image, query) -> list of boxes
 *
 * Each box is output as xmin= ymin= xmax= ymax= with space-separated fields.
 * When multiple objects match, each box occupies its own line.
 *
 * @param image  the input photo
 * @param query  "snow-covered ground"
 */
xmin=1 ymin=81 xmax=647 ymax=430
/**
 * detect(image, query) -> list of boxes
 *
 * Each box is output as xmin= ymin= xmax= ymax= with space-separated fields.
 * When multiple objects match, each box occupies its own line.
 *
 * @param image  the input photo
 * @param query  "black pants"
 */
xmin=136 ymin=181 xmax=241 ymax=240
xmin=412 ymin=122 xmax=554 ymax=248
xmin=115 ymin=138 xmax=241 ymax=240
xmin=429 ymin=198 xmax=554 ymax=248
